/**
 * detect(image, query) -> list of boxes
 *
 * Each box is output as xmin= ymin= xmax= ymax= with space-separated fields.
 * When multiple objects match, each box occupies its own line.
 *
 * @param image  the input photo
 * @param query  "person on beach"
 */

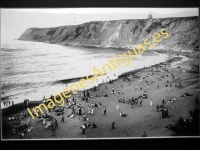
xmin=140 ymin=100 xmax=142 ymax=106
xmin=94 ymin=103 xmax=98 ymax=107
xmin=91 ymin=108 xmax=94 ymax=115
xmin=82 ymin=114 xmax=88 ymax=121
xmin=81 ymin=124 xmax=86 ymax=134
xmin=86 ymin=97 xmax=88 ymax=103
xmin=72 ymin=106 xmax=75 ymax=114
xmin=28 ymin=118 xmax=31 ymax=128
xmin=91 ymin=122 xmax=97 ymax=128
xmin=104 ymin=93 xmax=108 ymax=97
xmin=117 ymin=105 xmax=119 ymax=111
xmin=88 ymin=107 xmax=91 ymax=115
xmin=91 ymin=102 xmax=94 ymax=108
xmin=120 ymin=112 xmax=127 ymax=117
xmin=73 ymin=97 xmax=77 ymax=105
xmin=99 ymin=102 xmax=102 ymax=107
xmin=135 ymin=98 xmax=139 ymax=106
xmin=156 ymin=105 xmax=159 ymax=112
xmin=164 ymin=108 xmax=168 ymax=118
xmin=68 ymin=110 xmax=75 ymax=118
xmin=111 ymin=87 xmax=114 ymax=94
xmin=61 ymin=115 xmax=65 ymax=122
xmin=55 ymin=119 xmax=58 ymax=128
xmin=111 ymin=122 xmax=115 ymax=130
xmin=162 ymin=109 xmax=165 ymax=118
xmin=19 ymin=132 xmax=25 ymax=139
xmin=132 ymin=97 xmax=134 ymax=102
xmin=43 ymin=95 xmax=46 ymax=102
xmin=142 ymin=131 xmax=147 ymax=137
xmin=103 ymin=107 xmax=107 ymax=116
xmin=51 ymin=123 xmax=56 ymax=136
xmin=42 ymin=119 xmax=46 ymax=125
xmin=87 ymin=90 xmax=90 ymax=97
xmin=78 ymin=108 xmax=82 ymax=115
xmin=132 ymin=102 xmax=134 ymax=108
xmin=83 ymin=90 xmax=86 ymax=97
xmin=162 ymin=99 xmax=165 ymax=105
xmin=12 ymin=101 xmax=14 ymax=106
xmin=150 ymin=99 xmax=153 ymax=106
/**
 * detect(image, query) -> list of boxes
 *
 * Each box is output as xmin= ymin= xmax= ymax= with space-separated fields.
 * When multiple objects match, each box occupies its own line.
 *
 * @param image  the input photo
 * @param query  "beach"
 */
xmin=1 ymin=40 xmax=169 ymax=108
xmin=2 ymin=49 xmax=199 ymax=139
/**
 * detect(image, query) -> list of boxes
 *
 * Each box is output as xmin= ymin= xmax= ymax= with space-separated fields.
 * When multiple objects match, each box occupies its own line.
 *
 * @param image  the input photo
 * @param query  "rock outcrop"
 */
xmin=19 ymin=16 xmax=199 ymax=51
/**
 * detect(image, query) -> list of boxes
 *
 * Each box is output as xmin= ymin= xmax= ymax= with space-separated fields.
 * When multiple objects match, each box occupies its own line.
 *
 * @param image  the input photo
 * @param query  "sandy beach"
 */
xmin=2 ymin=50 xmax=199 ymax=139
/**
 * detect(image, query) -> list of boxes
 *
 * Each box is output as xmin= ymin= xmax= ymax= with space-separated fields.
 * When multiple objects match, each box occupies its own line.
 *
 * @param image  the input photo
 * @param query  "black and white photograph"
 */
xmin=1 ymin=8 xmax=199 ymax=139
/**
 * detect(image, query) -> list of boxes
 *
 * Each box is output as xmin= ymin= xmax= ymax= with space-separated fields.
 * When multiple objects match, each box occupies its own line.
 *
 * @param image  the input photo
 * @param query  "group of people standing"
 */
xmin=83 ymin=90 xmax=90 ymax=98
xmin=3 ymin=100 xmax=14 ymax=107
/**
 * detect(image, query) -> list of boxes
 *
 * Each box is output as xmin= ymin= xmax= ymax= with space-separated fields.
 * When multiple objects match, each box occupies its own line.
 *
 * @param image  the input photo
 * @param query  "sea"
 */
xmin=1 ymin=39 xmax=169 ymax=108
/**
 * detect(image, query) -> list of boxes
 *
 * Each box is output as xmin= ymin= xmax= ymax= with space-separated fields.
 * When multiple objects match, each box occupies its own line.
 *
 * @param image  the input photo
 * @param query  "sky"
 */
xmin=1 ymin=8 xmax=198 ymax=43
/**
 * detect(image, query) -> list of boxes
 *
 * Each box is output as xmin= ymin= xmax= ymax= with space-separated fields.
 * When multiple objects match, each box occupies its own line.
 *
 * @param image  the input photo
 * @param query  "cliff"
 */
xmin=18 ymin=16 xmax=199 ymax=51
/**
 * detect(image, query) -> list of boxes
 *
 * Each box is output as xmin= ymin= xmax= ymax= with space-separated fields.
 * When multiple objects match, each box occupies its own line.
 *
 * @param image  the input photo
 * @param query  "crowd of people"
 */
xmin=3 ymin=100 xmax=14 ymax=107
xmin=3 ymin=51 xmax=197 ymax=138
xmin=4 ymin=109 xmax=34 ymax=138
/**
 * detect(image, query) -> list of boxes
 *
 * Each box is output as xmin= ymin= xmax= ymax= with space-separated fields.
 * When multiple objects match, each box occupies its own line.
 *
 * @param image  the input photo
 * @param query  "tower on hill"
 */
xmin=148 ymin=14 xmax=153 ymax=19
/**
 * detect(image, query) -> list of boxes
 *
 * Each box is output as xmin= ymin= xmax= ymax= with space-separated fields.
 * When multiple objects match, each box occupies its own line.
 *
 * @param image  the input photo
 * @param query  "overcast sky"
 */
xmin=1 ymin=8 xmax=198 ymax=43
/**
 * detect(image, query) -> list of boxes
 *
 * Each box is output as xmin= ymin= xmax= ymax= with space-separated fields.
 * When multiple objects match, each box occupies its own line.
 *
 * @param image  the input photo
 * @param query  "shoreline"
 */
xmin=1 ymin=50 xmax=170 ymax=109
xmin=1 ymin=39 xmax=151 ymax=107
xmin=2 ymin=51 xmax=172 ymax=114
xmin=16 ymin=39 xmax=131 ymax=50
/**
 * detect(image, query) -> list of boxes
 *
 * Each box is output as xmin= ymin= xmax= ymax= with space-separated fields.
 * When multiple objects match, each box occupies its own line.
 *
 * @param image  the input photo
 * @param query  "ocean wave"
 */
xmin=52 ymin=75 xmax=95 ymax=85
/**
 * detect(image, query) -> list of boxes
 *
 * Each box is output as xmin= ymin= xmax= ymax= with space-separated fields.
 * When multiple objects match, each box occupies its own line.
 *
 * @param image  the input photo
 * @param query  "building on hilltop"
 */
xmin=148 ymin=14 xmax=153 ymax=19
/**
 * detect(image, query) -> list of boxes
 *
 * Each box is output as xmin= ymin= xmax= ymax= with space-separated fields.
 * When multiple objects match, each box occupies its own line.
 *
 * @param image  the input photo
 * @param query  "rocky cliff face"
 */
xmin=19 ymin=16 xmax=199 ymax=51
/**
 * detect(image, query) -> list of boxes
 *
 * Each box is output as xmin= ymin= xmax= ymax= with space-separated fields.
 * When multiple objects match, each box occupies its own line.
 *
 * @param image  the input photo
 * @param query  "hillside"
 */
xmin=18 ymin=17 xmax=199 ymax=51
